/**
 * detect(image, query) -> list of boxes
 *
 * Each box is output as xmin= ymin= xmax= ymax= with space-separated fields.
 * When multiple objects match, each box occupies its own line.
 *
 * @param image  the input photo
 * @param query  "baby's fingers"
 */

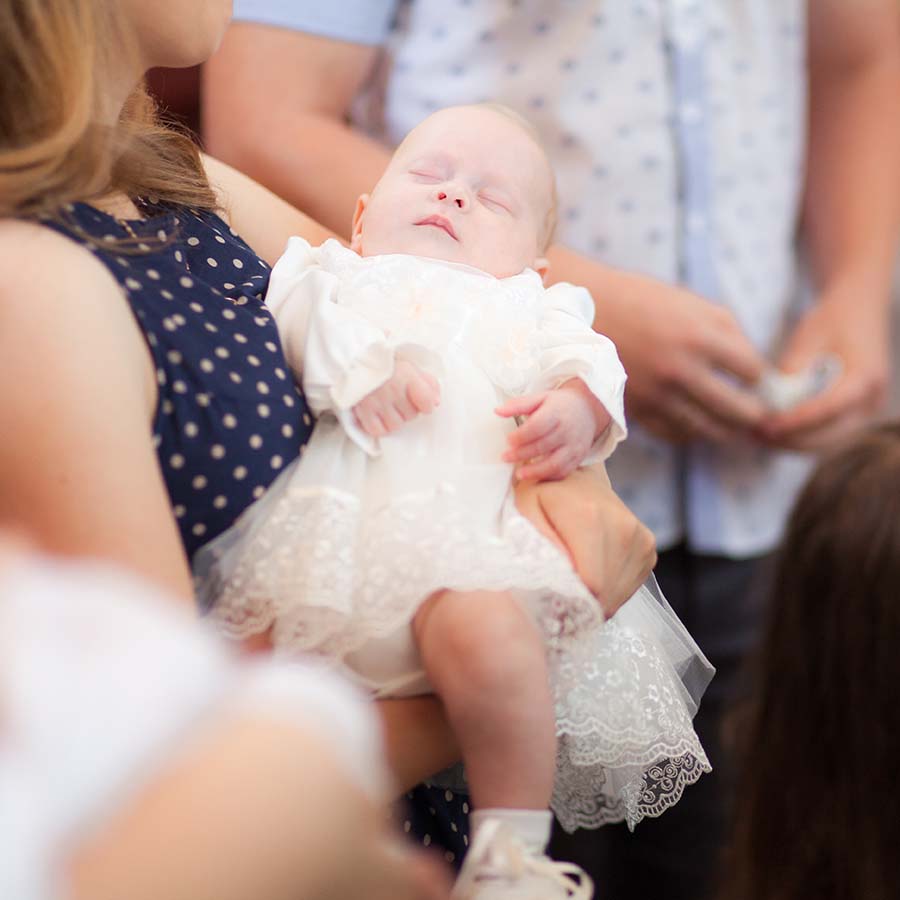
xmin=495 ymin=392 xmax=548 ymax=419
xmin=353 ymin=401 xmax=387 ymax=437
xmin=505 ymin=406 xmax=559 ymax=451
xmin=407 ymin=372 xmax=441 ymax=414
xmin=516 ymin=446 xmax=576 ymax=482
xmin=502 ymin=424 xmax=563 ymax=463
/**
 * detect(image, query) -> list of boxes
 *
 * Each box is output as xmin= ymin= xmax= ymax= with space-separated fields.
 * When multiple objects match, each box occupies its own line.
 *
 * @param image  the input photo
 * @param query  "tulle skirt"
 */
xmin=194 ymin=415 xmax=714 ymax=831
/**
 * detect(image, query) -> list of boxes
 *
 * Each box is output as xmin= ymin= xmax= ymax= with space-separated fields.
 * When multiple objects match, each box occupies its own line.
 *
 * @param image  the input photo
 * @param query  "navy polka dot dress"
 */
xmin=41 ymin=199 xmax=470 ymax=866
xmin=44 ymin=200 xmax=310 ymax=562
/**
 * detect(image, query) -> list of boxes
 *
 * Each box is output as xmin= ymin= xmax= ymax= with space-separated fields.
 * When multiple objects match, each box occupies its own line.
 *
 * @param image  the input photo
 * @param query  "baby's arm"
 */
xmin=497 ymin=380 xmax=611 ymax=481
xmin=497 ymin=282 xmax=627 ymax=481
xmin=352 ymin=359 xmax=441 ymax=438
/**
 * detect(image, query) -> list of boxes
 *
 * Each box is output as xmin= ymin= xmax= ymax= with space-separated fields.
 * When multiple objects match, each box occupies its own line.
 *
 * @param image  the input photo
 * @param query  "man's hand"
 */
xmin=757 ymin=288 xmax=890 ymax=451
xmin=514 ymin=464 xmax=657 ymax=619
xmin=600 ymin=272 xmax=769 ymax=444
xmin=546 ymin=250 xmax=771 ymax=446
xmin=352 ymin=360 xmax=441 ymax=437
xmin=496 ymin=379 xmax=611 ymax=481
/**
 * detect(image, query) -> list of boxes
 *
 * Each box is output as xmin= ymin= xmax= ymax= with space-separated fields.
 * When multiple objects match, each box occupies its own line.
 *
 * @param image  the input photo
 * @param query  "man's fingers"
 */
xmin=651 ymin=392 xmax=744 ymax=445
xmin=760 ymin=409 xmax=869 ymax=452
xmin=758 ymin=374 xmax=878 ymax=450
xmin=760 ymin=373 xmax=873 ymax=439
xmin=702 ymin=322 xmax=768 ymax=385
xmin=678 ymin=360 xmax=767 ymax=429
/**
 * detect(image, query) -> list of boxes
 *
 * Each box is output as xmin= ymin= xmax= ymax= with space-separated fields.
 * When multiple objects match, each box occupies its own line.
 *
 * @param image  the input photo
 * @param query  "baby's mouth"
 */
xmin=414 ymin=215 xmax=458 ymax=241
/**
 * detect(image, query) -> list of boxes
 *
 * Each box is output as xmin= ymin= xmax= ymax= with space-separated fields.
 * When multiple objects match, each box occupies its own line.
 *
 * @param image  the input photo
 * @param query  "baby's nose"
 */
xmin=436 ymin=185 xmax=468 ymax=209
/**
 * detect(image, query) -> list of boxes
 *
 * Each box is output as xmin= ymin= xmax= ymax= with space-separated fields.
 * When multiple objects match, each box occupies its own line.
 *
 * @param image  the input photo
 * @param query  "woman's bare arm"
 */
xmin=203 ymin=154 xmax=335 ymax=265
xmin=68 ymin=719 xmax=448 ymax=900
xmin=0 ymin=221 xmax=193 ymax=601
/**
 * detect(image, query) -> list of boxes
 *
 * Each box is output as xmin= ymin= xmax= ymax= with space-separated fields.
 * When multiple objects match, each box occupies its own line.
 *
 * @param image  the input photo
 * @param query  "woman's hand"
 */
xmin=514 ymin=464 xmax=657 ymax=618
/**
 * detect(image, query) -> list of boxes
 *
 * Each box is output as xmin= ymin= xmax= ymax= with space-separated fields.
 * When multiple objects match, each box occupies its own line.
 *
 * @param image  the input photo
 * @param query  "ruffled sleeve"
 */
xmin=530 ymin=282 xmax=628 ymax=464
xmin=265 ymin=237 xmax=395 ymax=454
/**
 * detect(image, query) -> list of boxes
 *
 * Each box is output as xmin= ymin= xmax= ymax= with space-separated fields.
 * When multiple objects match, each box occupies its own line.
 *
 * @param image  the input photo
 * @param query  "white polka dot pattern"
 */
xmin=50 ymin=202 xmax=313 ymax=561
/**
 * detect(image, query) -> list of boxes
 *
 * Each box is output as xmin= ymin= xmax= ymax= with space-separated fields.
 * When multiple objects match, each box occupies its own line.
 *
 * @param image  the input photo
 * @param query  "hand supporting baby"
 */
xmin=497 ymin=379 xmax=611 ymax=481
xmin=352 ymin=359 xmax=441 ymax=437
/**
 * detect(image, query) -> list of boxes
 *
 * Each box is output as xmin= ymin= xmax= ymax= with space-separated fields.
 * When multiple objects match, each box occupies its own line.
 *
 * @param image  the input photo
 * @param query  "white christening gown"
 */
xmin=194 ymin=238 xmax=714 ymax=832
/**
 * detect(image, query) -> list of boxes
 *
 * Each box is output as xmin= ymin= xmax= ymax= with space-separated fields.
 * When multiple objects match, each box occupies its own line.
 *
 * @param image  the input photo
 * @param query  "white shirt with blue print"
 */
xmin=233 ymin=0 xmax=815 ymax=558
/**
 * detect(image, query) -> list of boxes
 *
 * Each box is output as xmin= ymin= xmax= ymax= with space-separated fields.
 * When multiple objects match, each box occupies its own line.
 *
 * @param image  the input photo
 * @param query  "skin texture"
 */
xmin=204 ymin=3 xmax=900 ymax=450
xmin=348 ymin=106 xmax=610 ymax=480
xmin=350 ymin=106 xmax=552 ymax=279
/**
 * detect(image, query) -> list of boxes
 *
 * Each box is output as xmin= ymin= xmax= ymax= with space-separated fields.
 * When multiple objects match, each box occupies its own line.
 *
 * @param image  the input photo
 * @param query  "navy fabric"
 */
xmin=401 ymin=785 xmax=469 ymax=871
xmin=44 ymin=201 xmax=310 ymax=562
xmin=41 ymin=200 xmax=469 ymax=861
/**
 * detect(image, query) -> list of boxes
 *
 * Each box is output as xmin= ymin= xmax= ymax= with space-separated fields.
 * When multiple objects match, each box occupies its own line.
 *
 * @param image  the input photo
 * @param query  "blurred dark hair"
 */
xmin=722 ymin=421 xmax=900 ymax=900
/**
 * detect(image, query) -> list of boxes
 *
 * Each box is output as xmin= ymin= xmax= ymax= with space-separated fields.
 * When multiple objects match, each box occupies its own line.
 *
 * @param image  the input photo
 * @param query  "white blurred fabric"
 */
xmin=0 ymin=554 xmax=386 ymax=900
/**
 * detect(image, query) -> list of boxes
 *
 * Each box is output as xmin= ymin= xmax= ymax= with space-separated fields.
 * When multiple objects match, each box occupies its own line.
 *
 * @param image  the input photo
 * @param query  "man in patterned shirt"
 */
xmin=203 ymin=2 xmax=900 ymax=897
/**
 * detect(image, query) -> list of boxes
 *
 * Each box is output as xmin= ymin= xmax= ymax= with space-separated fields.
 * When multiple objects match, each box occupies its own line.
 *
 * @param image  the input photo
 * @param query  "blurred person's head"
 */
xmin=351 ymin=104 xmax=556 ymax=279
xmin=0 ymin=0 xmax=232 ymax=220
xmin=724 ymin=420 xmax=900 ymax=900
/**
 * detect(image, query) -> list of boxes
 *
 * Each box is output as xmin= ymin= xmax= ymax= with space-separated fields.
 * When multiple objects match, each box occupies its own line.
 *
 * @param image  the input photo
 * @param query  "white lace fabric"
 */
xmin=196 ymin=463 xmax=711 ymax=829
xmin=194 ymin=239 xmax=712 ymax=830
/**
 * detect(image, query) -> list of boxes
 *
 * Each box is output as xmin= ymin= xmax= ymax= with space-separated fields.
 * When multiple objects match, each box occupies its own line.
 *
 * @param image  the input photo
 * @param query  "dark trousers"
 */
xmin=549 ymin=543 xmax=771 ymax=900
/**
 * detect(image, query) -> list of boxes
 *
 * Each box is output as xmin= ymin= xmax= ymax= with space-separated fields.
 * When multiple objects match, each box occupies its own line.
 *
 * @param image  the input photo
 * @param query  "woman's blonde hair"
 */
xmin=0 ymin=0 xmax=216 ymax=220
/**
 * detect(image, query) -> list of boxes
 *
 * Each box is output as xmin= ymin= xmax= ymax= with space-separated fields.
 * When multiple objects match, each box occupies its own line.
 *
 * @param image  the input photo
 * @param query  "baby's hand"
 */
xmin=497 ymin=379 xmax=611 ymax=481
xmin=353 ymin=359 xmax=441 ymax=437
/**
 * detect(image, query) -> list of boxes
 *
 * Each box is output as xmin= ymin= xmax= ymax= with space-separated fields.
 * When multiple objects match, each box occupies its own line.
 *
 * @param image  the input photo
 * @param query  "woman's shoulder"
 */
xmin=0 ymin=217 xmax=149 ymax=376
xmin=0 ymin=215 xmax=95 ymax=266
xmin=0 ymin=216 xmax=123 ymax=301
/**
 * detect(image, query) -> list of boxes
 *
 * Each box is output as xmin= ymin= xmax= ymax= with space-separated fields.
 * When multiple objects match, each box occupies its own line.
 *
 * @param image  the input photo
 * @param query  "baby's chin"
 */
xmin=361 ymin=233 xmax=524 ymax=278
xmin=362 ymin=232 xmax=458 ymax=264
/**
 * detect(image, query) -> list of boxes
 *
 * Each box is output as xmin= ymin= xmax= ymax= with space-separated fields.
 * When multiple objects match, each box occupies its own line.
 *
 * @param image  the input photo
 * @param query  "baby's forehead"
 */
xmin=402 ymin=108 xmax=534 ymax=155
xmin=393 ymin=109 xmax=554 ymax=190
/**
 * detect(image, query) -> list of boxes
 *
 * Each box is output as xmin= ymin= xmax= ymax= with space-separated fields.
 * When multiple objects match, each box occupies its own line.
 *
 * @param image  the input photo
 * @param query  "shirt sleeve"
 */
xmin=530 ymin=282 xmax=628 ymax=464
xmin=265 ymin=237 xmax=396 ymax=455
xmin=232 ymin=0 xmax=399 ymax=45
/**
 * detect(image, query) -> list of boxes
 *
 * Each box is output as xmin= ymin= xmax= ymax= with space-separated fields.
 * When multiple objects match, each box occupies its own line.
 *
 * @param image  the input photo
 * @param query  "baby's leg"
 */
xmin=412 ymin=589 xmax=556 ymax=812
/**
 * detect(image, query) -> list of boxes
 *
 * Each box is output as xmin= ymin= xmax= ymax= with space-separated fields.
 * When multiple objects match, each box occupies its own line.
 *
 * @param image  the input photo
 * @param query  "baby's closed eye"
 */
xmin=410 ymin=170 xmax=442 ymax=184
xmin=478 ymin=192 xmax=511 ymax=213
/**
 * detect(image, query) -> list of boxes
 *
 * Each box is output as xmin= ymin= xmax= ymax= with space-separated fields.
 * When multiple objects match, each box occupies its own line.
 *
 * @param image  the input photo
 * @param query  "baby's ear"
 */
xmin=350 ymin=194 xmax=370 ymax=254
xmin=533 ymin=256 xmax=550 ymax=282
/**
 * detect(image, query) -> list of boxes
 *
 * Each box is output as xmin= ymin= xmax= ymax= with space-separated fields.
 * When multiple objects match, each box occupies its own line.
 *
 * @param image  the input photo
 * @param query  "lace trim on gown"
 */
xmin=196 ymin=474 xmax=711 ymax=831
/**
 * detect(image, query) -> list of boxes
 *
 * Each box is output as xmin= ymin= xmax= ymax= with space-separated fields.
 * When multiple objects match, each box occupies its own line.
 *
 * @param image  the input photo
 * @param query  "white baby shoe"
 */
xmin=452 ymin=819 xmax=593 ymax=900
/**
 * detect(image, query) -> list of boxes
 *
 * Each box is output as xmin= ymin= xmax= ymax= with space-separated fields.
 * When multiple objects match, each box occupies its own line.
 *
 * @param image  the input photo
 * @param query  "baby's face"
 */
xmin=352 ymin=106 xmax=554 ymax=278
